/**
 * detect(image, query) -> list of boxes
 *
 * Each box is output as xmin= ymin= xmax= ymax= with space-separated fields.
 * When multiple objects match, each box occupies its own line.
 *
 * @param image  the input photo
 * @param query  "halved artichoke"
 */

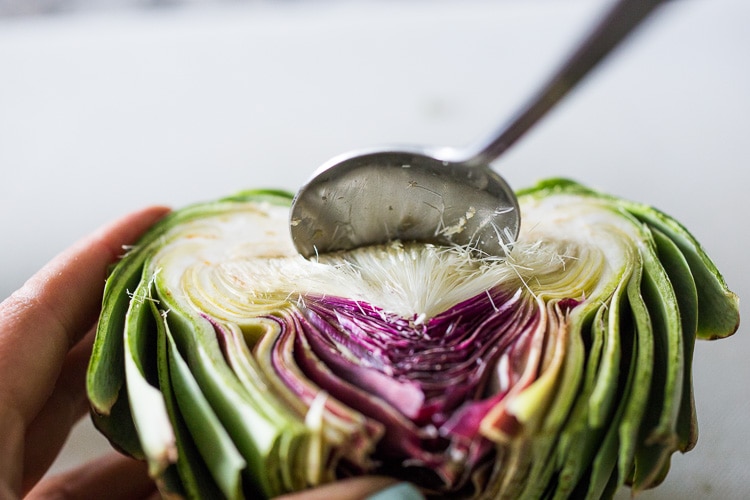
xmin=86 ymin=178 xmax=739 ymax=499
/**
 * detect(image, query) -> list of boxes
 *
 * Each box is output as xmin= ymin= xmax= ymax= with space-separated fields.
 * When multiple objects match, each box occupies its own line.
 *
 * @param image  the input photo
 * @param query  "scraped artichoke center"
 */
xmin=146 ymin=197 xmax=636 ymax=486
xmin=89 ymin=181 xmax=738 ymax=498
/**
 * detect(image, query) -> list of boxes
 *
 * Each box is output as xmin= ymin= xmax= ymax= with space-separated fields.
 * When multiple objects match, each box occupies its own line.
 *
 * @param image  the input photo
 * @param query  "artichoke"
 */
xmin=86 ymin=178 xmax=739 ymax=499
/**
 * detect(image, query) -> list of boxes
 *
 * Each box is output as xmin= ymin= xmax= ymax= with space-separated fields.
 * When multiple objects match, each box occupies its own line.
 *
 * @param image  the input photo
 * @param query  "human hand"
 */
xmin=0 ymin=206 xmax=169 ymax=499
xmin=0 ymin=207 xmax=421 ymax=500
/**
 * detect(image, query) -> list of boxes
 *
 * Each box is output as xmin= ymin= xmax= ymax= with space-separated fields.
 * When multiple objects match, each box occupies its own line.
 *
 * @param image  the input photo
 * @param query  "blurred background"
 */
xmin=1 ymin=0 xmax=748 ymax=498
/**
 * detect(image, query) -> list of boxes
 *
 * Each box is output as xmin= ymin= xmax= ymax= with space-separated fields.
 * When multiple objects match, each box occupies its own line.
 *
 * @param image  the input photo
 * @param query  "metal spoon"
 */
xmin=291 ymin=0 xmax=668 ymax=258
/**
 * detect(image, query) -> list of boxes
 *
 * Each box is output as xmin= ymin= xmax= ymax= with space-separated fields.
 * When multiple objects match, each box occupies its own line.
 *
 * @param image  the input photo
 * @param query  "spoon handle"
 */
xmin=465 ymin=0 xmax=669 ymax=167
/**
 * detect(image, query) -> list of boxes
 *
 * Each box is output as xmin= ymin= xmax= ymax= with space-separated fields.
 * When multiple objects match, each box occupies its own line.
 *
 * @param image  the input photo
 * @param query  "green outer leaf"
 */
xmin=89 ymin=207 xmax=199 ymax=412
xmin=552 ymin=302 xmax=615 ymax=499
xmin=513 ymin=179 xmax=722 ymax=497
xmin=89 ymin=190 xmax=291 ymax=405
xmin=630 ymin=234 xmax=684 ymax=491
xmin=616 ymin=263 xmax=654 ymax=486
xmin=153 ymin=300 xmax=218 ymax=499
xmin=583 ymin=292 xmax=639 ymax=499
xmin=519 ymin=177 xmax=739 ymax=340
xmin=626 ymin=202 xmax=738 ymax=340
xmin=89 ymin=386 xmax=144 ymax=460
xmin=164 ymin=315 xmax=248 ymax=499
xmin=650 ymin=228 xmax=699 ymax=452
xmin=123 ymin=274 xmax=176 ymax=477
xmin=156 ymin=291 xmax=278 ymax=497
xmin=87 ymin=190 xmax=294 ymax=459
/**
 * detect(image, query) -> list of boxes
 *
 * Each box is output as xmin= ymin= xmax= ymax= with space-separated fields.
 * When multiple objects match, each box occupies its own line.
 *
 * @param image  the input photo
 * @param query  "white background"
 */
xmin=1 ymin=0 xmax=748 ymax=497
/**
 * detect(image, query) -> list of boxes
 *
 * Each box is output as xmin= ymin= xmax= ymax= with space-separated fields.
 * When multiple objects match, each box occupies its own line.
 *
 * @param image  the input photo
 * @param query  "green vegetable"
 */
xmin=87 ymin=179 xmax=739 ymax=499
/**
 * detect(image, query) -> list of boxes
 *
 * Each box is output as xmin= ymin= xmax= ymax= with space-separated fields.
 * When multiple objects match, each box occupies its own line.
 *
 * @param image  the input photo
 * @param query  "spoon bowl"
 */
xmin=290 ymin=0 xmax=668 ymax=258
xmin=290 ymin=147 xmax=520 ymax=257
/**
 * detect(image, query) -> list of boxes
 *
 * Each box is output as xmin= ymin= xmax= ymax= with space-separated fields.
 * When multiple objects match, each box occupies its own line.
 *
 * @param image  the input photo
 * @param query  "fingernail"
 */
xmin=365 ymin=482 xmax=424 ymax=500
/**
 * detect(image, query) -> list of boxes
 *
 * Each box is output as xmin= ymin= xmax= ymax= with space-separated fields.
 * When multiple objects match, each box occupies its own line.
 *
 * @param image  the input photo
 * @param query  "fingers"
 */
xmin=21 ymin=325 xmax=98 ymax=494
xmin=0 ymin=206 xmax=169 ymax=424
xmin=28 ymin=459 xmax=415 ymax=500
xmin=0 ymin=206 xmax=169 ymax=496
xmin=25 ymin=452 xmax=157 ymax=500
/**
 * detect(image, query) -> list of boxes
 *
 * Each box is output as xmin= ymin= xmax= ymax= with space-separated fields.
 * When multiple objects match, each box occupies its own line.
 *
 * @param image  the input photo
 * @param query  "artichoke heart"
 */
xmin=86 ymin=179 xmax=739 ymax=499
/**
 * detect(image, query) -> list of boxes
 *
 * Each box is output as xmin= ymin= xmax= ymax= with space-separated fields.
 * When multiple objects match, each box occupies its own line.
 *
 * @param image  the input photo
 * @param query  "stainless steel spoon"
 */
xmin=291 ymin=0 xmax=668 ymax=258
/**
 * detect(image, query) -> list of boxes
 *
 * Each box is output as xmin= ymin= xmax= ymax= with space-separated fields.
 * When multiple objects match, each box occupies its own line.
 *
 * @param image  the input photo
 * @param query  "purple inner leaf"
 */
xmin=277 ymin=286 xmax=543 ymax=489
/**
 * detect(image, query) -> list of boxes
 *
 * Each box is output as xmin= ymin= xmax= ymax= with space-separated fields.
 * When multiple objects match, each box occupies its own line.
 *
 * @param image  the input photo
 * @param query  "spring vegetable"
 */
xmin=86 ymin=178 xmax=738 ymax=499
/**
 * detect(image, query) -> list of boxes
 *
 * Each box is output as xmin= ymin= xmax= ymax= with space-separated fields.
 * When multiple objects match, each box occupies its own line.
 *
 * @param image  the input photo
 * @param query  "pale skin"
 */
xmin=0 ymin=207 xmax=397 ymax=499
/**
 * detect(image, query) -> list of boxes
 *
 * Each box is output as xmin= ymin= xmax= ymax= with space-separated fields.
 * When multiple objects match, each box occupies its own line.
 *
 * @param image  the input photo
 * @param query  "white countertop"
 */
xmin=1 ymin=0 xmax=748 ymax=497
